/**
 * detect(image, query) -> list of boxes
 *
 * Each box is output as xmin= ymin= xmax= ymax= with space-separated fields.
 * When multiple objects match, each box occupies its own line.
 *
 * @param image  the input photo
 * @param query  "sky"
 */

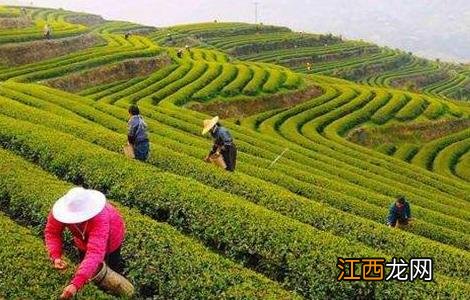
xmin=2 ymin=0 xmax=469 ymax=63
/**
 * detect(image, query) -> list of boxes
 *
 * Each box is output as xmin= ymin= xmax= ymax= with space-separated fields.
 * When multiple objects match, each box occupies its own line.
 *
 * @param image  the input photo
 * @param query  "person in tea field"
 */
xmin=45 ymin=187 xmax=133 ymax=299
xmin=387 ymin=196 xmax=412 ymax=228
xmin=43 ymin=24 xmax=52 ymax=39
xmin=177 ymin=48 xmax=184 ymax=58
xmin=306 ymin=62 xmax=312 ymax=71
xmin=202 ymin=116 xmax=237 ymax=172
xmin=128 ymin=104 xmax=150 ymax=161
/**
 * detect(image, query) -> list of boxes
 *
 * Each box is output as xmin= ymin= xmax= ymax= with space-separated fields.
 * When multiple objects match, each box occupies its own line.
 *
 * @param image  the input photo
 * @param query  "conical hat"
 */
xmin=52 ymin=187 xmax=106 ymax=224
xmin=202 ymin=116 xmax=219 ymax=135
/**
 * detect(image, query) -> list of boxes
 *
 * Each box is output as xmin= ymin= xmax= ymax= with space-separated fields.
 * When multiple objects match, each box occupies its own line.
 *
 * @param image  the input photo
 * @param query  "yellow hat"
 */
xmin=202 ymin=116 xmax=219 ymax=135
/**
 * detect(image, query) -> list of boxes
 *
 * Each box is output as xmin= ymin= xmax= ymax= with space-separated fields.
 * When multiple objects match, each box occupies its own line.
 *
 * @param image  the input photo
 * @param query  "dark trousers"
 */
xmin=390 ymin=218 xmax=409 ymax=227
xmin=79 ymin=247 xmax=123 ymax=274
xmin=134 ymin=140 xmax=149 ymax=161
xmin=221 ymin=143 xmax=237 ymax=172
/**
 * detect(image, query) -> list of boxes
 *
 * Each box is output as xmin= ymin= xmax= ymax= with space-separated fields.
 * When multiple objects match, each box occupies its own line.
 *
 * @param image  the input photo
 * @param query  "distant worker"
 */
xmin=43 ymin=24 xmax=52 ymax=39
xmin=128 ymin=105 xmax=150 ymax=161
xmin=124 ymin=32 xmax=131 ymax=40
xmin=45 ymin=187 xmax=133 ymax=299
xmin=177 ymin=48 xmax=184 ymax=58
xmin=387 ymin=196 xmax=412 ymax=228
xmin=202 ymin=116 xmax=237 ymax=172
xmin=185 ymin=44 xmax=191 ymax=53
xmin=306 ymin=62 xmax=312 ymax=71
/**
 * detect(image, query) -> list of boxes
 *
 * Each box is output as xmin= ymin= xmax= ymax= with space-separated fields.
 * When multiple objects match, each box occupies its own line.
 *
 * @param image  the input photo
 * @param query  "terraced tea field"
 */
xmin=158 ymin=22 xmax=469 ymax=101
xmin=0 ymin=6 xmax=469 ymax=299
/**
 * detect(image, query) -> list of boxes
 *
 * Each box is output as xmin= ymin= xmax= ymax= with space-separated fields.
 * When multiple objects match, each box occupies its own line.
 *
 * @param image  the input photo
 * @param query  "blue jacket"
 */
xmin=128 ymin=115 xmax=148 ymax=144
xmin=387 ymin=201 xmax=411 ymax=224
xmin=209 ymin=125 xmax=233 ymax=155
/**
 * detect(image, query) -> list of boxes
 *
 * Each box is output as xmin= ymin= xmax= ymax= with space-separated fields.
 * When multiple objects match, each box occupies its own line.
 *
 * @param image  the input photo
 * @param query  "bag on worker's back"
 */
xmin=93 ymin=262 xmax=134 ymax=297
xmin=123 ymin=144 xmax=135 ymax=159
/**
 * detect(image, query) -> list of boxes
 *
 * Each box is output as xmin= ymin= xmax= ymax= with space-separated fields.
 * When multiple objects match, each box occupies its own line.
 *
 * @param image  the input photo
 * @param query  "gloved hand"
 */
xmin=59 ymin=284 xmax=77 ymax=300
xmin=53 ymin=258 xmax=67 ymax=270
xmin=204 ymin=156 xmax=211 ymax=163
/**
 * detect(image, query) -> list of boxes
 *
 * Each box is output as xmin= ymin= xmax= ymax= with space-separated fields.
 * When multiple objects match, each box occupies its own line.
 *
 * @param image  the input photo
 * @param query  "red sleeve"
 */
xmin=44 ymin=212 xmax=65 ymax=261
xmin=71 ymin=213 xmax=110 ymax=290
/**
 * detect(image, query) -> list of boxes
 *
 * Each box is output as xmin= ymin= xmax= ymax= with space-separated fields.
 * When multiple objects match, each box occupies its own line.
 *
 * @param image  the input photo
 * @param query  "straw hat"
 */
xmin=202 ymin=116 xmax=219 ymax=135
xmin=52 ymin=187 xmax=106 ymax=224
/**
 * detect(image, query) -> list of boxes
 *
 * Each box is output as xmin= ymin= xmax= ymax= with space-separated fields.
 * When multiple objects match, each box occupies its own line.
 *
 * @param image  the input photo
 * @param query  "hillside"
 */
xmin=155 ymin=22 xmax=470 ymax=101
xmin=0 ymin=6 xmax=469 ymax=299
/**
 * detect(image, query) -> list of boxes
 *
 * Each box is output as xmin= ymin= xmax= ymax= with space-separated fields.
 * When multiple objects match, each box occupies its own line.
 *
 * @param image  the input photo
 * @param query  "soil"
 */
xmin=65 ymin=14 xmax=105 ymax=27
xmin=188 ymin=84 xmax=322 ymax=118
xmin=391 ymin=72 xmax=450 ymax=90
xmin=0 ymin=16 xmax=33 ymax=29
xmin=0 ymin=33 xmax=105 ymax=66
xmin=282 ymin=47 xmax=379 ymax=68
xmin=347 ymin=118 xmax=470 ymax=147
xmin=43 ymin=55 xmax=172 ymax=92
xmin=229 ymin=35 xmax=340 ymax=56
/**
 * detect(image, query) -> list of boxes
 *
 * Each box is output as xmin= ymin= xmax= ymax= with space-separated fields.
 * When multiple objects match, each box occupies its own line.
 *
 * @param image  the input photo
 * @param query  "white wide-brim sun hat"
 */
xmin=202 ymin=116 xmax=219 ymax=135
xmin=52 ymin=187 xmax=106 ymax=224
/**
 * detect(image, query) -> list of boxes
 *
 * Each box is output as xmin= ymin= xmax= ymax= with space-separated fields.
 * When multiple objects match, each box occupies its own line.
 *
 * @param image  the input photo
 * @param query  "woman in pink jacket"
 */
xmin=45 ymin=187 xmax=126 ymax=299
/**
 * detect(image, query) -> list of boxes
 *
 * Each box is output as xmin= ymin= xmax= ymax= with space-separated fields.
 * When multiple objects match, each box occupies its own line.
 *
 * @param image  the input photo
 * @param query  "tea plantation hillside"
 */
xmin=0 ymin=6 xmax=469 ymax=299
xmin=156 ymin=22 xmax=470 ymax=101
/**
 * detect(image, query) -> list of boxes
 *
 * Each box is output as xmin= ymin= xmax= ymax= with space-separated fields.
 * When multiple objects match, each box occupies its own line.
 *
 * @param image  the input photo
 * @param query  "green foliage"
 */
xmin=370 ymin=92 xmax=409 ymax=124
xmin=0 ymin=89 xmax=468 ymax=282
xmin=0 ymin=148 xmax=296 ymax=299
xmin=395 ymin=96 xmax=428 ymax=121
xmin=0 ymin=8 xmax=89 ymax=44
xmin=220 ymin=64 xmax=253 ymax=96
xmin=0 ymin=6 xmax=469 ymax=299
xmin=242 ymin=65 xmax=268 ymax=96
xmin=193 ymin=63 xmax=238 ymax=100
xmin=0 ymin=212 xmax=112 ymax=299
xmin=2 ymin=111 xmax=469 ymax=298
